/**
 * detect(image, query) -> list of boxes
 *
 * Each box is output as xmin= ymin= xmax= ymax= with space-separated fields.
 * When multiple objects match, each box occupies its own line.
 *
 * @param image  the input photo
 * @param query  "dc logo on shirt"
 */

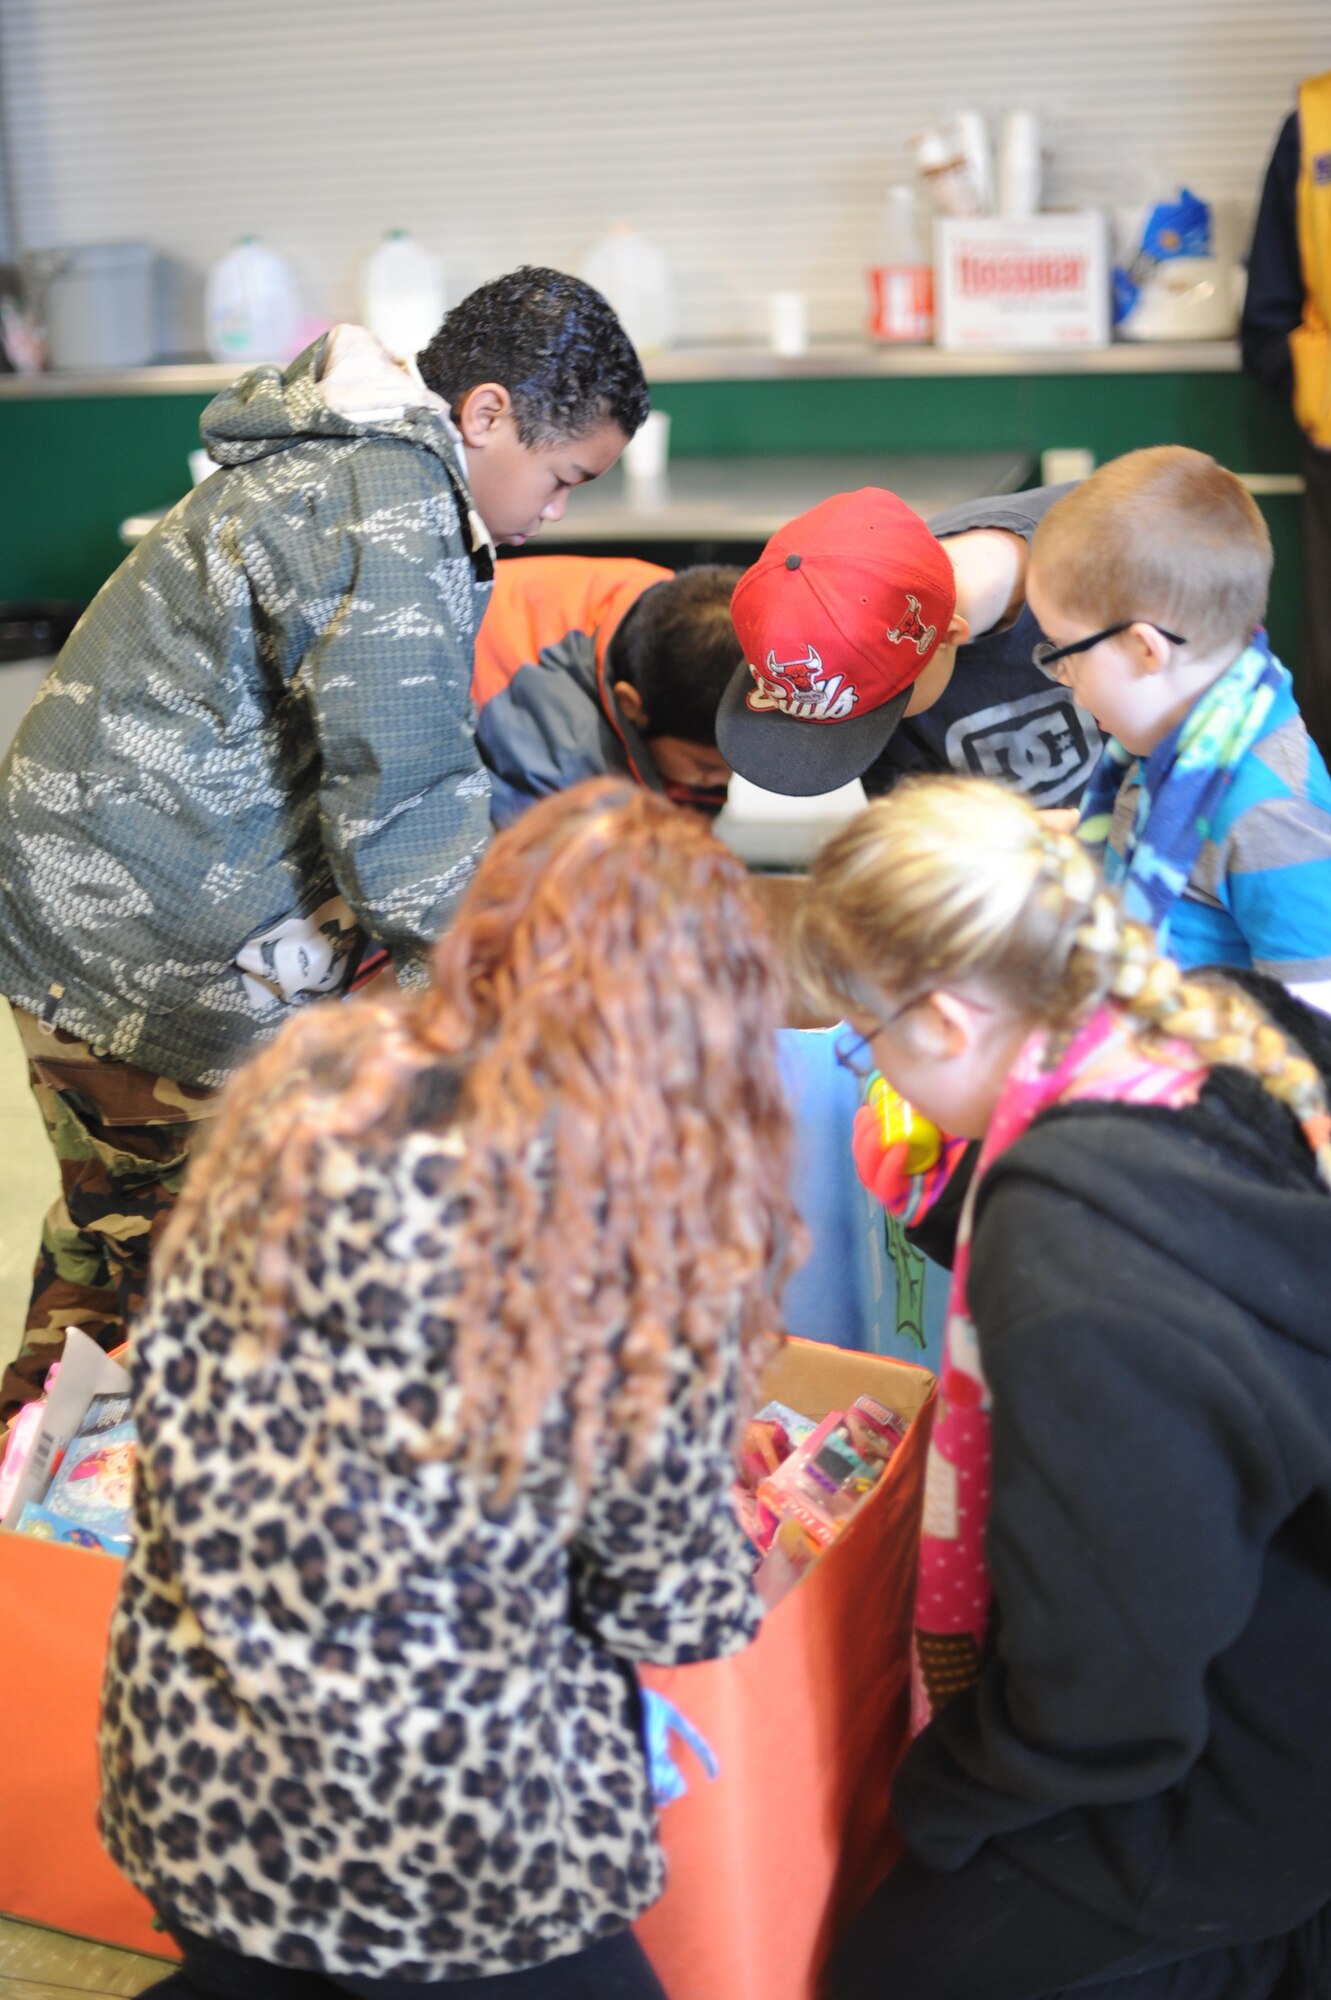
xmin=944 ymin=691 xmax=1103 ymax=805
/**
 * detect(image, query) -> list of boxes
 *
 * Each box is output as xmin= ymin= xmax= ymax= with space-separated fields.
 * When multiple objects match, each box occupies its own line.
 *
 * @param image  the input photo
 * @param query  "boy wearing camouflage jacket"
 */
xmin=0 ymin=266 xmax=647 ymax=1413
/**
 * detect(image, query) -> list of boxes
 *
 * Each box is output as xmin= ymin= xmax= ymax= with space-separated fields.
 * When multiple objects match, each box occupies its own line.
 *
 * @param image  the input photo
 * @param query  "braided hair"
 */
xmin=794 ymin=775 xmax=1331 ymax=1185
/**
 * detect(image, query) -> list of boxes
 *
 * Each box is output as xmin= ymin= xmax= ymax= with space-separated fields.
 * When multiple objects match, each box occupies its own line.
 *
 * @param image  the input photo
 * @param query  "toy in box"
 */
xmin=15 ymin=1502 xmax=127 ymax=1555
xmin=36 ymin=1406 xmax=136 ymax=1552
xmin=736 ymin=1391 xmax=911 ymax=1602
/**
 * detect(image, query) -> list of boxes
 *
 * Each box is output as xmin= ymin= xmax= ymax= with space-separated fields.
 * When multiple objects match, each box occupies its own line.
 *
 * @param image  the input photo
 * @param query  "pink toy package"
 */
xmin=845 ymin=1393 xmax=911 ymax=1467
xmin=0 ymin=1361 xmax=60 ymax=1523
xmin=754 ymin=1394 xmax=908 ymax=1559
xmin=755 ymin=1412 xmax=863 ymax=1552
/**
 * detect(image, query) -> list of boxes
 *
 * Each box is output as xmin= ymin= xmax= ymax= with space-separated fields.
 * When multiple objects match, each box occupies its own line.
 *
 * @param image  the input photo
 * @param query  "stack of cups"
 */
xmin=950 ymin=111 xmax=995 ymax=214
xmin=997 ymin=112 xmax=1042 ymax=218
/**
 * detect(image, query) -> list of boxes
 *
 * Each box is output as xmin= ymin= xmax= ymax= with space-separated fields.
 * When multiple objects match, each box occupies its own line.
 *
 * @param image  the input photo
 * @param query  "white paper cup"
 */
xmin=768 ymin=291 xmax=810 ymax=357
xmin=1040 ymin=447 xmax=1095 ymax=486
xmin=623 ymin=409 xmax=671 ymax=484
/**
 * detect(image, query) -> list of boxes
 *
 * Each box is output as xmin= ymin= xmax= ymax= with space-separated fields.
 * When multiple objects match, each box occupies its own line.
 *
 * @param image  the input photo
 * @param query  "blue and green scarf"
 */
xmin=1076 ymin=637 xmax=1290 ymax=944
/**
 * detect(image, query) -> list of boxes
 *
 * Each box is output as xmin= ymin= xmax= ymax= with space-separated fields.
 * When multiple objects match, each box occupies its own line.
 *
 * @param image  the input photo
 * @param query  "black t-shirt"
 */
xmin=861 ymin=484 xmax=1103 ymax=807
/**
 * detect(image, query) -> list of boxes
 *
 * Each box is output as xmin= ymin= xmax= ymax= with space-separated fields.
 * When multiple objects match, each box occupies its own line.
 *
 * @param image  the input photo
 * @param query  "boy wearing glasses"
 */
xmin=718 ymin=482 xmax=1103 ymax=811
xmin=1027 ymin=446 xmax=1331 ymax=1005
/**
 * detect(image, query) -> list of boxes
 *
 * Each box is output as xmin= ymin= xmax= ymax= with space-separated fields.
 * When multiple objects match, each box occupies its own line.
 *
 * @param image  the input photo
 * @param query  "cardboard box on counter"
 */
xmin=934 ymin=211 xmax=1110 ymax=351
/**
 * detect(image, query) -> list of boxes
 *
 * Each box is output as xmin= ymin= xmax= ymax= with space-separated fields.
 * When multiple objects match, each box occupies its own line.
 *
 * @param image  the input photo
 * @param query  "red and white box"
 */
xmin=934 ymin=212 xmax=1110 ymax=351
xmin=868 ymin=265 xmax=934 ymax=343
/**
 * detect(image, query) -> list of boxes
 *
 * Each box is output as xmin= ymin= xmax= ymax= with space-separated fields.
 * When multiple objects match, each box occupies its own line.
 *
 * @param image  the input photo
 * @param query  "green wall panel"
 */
xmin=0 ymin=394 xmax=211 ymax=605
xmin=653 ymin=369 xmax=1302 ymax=469
xmin=0 ymin=368 xmax=1305 ymax=671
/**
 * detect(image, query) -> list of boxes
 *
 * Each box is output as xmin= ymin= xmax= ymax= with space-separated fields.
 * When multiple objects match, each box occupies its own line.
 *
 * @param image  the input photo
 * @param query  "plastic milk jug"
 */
xmin=581 ymin=224 xmax=678 ymax=354
xmin=360 ymin=229 xmax=446 ymax=361
xmin=204 ymin=237 xmax=301 ymax=364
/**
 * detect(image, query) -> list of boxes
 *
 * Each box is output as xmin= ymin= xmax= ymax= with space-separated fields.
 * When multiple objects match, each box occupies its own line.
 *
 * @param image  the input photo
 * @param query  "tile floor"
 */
xmin=0 ymin=1916 xmax=165 ymax=2000
xmin=0 ymin=1004 xmax=57 ymax=1374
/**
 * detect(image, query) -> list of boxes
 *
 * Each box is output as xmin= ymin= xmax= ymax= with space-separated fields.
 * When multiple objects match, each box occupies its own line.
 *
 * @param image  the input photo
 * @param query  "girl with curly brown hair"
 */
xmin=796 ymin=775 xmax=1331 ymax=2000
xmin=98 ymin=779 xmax=803 ymax=2000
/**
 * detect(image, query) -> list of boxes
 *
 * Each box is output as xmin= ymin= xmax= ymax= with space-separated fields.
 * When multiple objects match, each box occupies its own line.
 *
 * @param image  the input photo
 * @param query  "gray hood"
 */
xmin=201 ymin=323 xmax=466 ymax=479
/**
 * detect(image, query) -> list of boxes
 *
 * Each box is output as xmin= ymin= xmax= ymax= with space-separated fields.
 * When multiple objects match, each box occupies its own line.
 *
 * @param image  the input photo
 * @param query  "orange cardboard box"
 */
xmin=0 ymin=1529 xmax=174 ymax=1956
xmin=0 ymin=1337 xmax=932 ymax=1989
xmin=636 ymin=1338 xmax=935 ymax=2000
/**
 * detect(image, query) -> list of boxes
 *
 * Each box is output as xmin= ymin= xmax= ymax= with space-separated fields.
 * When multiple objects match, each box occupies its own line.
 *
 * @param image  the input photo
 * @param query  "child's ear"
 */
xmin=612 ymin=680 xmax=650 ymax=730
xmin=1128 ymin=622 xmax=1175 ymax=678
xmin=912 ymin=991 xmax=971 ymax=1058
xmin=944 ymin=611 xmax=971 ymax=647
xmin=455 ymin=382 xmax=513 ymax=449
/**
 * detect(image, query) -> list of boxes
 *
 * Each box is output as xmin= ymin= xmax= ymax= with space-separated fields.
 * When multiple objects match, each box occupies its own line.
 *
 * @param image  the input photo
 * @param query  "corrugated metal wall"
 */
xmin=2 ymin=0 xmax=1327 ymax=348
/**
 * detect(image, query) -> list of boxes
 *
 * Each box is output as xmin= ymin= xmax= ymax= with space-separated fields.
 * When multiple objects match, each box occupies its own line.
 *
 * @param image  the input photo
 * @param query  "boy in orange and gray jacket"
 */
xmin=473 ymin=556 xmax=740 ymax=823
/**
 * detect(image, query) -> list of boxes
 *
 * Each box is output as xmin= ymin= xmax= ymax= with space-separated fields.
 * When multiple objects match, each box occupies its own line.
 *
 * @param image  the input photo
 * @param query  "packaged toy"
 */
xmin=15 ymin=1502 xmax=126 ymax=1555
xmin=749 ymin=1391 xmax=910 ymax=1580
xmin=845 ymin=1393 xmax=911 ymax=1466
xmin=756 ymin=1411 xmax=874 ymax=1553
xmin=40 ymin=1417 xmax=136 ymax=1549
xmin=737 ymin=1398 xmax=819 ymax=1490
xmin=0 ymin=1328 xmax=130 ymax=1533
xmin=74 ymin=1391 xmax=132 ymax=1436
xmin=0 ymin=1361 xmax=59 ymax=1522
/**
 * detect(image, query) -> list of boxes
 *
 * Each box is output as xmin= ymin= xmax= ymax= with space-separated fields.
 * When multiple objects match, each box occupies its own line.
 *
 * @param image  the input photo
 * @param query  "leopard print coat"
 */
xmin=98 ymin=1118 xmax=760 ymax=1980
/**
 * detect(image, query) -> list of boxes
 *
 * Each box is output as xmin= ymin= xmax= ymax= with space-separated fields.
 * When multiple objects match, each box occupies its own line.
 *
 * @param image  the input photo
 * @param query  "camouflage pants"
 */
xmin=1 ymin=1007 xmax=217 ymax=1421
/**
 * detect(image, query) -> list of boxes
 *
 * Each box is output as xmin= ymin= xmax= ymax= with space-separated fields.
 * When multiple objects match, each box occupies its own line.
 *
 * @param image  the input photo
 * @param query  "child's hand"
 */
xmin=1038 ymin=807 xmax=1080 ymax=835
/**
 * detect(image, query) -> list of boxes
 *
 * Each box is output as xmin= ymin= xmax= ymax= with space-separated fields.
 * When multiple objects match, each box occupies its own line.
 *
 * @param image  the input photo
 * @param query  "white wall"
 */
xmin=1 ymin=0 xmax=1327 ymax=353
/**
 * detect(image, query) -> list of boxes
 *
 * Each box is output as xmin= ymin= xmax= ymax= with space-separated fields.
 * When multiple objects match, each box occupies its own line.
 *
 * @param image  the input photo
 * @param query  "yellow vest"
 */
xmin=1293 ymin=70 xmax=1331 ymax=444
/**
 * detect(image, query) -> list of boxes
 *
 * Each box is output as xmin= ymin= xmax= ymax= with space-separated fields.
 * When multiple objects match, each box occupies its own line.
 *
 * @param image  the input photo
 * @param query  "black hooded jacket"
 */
xmin=893 ymin=980 xmax=1331 ymax=1946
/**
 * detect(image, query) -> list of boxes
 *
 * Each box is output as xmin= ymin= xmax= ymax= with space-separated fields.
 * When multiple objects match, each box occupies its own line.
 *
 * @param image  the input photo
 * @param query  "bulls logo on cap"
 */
xmin=886 ymin=593 xmax=937 ymax=657
xmin=744 ymin=644 xmax=860 ymax=724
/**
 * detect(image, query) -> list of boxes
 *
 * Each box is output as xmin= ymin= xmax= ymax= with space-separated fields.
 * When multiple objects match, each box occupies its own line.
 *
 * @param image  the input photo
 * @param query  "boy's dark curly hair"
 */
xmin=417 ymin=265 xmax=650 ymax=446
xmin=610 ymin=566 xmax=745 ymax=744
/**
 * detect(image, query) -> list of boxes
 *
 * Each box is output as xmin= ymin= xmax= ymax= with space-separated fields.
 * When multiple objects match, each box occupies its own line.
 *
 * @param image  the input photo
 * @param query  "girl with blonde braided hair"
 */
xmin=99 ymin=779 xmax=803 ymax=2000
xmin=798 ymin=776 xmax=1331 ymax=2000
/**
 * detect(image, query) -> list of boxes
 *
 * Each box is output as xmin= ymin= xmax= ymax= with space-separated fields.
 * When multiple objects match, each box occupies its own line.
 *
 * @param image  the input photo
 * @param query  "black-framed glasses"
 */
xmin=833 ymin=1002 xmax=920 ymax=1082
xmin=1031 ymin=621 xmax=1187 ymax=683
xmin=834 ymin=992 xmax=997 ymax=1085
xmin=833 ymin=1029 xmax=878 ymax=1083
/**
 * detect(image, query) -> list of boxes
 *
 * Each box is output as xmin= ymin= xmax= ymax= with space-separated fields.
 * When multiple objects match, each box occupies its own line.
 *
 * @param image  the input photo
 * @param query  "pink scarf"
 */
xmin=910 ymin=1002 xmax=1209 ymax=1734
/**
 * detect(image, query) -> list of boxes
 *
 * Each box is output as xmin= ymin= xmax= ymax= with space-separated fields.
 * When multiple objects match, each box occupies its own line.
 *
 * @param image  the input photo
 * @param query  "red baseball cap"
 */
xmin=718 ymin=489 xmax=957 ymax=797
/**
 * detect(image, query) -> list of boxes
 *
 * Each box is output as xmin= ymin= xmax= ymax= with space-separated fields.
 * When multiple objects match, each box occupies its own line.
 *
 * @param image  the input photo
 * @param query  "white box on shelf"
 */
xmin=934 ymin=212 xmax=1110 ymax=351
